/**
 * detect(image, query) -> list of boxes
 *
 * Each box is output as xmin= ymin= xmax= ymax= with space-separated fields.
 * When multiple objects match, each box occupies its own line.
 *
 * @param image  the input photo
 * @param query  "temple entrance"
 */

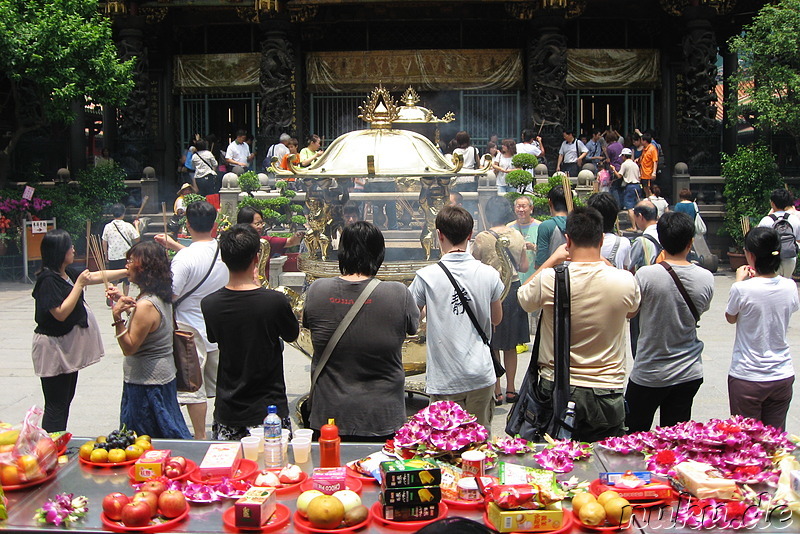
xmin=566 ymin=90 xmax=654 ymax=138
xmin=179 ymin=93 xmax=259 ymax=155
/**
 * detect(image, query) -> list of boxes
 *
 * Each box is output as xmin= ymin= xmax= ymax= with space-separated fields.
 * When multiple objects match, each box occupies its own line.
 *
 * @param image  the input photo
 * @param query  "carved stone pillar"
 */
xmin=527 ymin=21 xmax=567 ymax=130
xmin=258 ymin=22 xmax=297 ymax=157
xmin=680 ymin=11 xmax=718 ymax=130
xmin=116 ymin=22 xmax=150 ymax=175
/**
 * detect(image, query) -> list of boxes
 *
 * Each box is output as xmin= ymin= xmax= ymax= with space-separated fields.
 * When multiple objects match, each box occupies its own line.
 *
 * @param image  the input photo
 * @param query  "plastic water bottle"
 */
xmin=556 ymin=401 xmax=576 ymax=440
xmin=263 ymin=405 xmax=284 ymax=468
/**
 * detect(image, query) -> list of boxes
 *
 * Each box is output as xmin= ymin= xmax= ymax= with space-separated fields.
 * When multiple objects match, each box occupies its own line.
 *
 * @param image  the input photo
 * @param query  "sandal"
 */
xmin=505 ymin=391 xmax=519 ymax=404
xmin=494 ymin=393 xmax=504 ymax=406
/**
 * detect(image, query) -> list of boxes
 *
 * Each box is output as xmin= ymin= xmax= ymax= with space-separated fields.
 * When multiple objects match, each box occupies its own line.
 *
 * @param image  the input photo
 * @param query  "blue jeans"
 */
xmin=623 ymin=183 xmax=643 ymax=210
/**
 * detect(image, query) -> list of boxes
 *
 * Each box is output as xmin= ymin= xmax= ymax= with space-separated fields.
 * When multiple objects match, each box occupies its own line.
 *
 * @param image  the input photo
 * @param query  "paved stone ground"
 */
xmin=1 ymin=270 xmax=798 ymax=439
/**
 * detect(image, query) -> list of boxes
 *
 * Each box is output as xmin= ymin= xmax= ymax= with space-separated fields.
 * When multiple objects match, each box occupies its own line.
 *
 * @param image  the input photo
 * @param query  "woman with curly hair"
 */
xmin=108 ymin=241 xmax=192 ymax=439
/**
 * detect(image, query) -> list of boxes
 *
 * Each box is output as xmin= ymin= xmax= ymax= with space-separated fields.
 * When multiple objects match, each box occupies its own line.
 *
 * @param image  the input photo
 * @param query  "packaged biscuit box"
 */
xmin=199 ymin=443 xmax=242 ymax=478
xmin=382 ymin=485 xmax=442 ymax=505
xmin=234 ymin=487 xmax=276 ymax=527
xmin=380 ymin=459 xmax=441 ymax=488
xmin=133 ymin=449 xmax=171 ymax=482
xmin=486 ymin=501 xmax=564 ymax=533
xmin=381 ymin=502 xmax=440 ymax=522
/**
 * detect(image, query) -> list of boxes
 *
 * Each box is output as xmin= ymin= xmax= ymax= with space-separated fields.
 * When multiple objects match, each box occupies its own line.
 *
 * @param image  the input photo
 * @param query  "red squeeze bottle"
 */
xmin=319 ymin=418 xmax=341 ymax=467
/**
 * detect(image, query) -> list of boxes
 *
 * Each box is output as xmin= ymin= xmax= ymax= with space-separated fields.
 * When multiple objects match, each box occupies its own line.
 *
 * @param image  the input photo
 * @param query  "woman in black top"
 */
xmin=31 ymin=230 xmax=126 ymax=432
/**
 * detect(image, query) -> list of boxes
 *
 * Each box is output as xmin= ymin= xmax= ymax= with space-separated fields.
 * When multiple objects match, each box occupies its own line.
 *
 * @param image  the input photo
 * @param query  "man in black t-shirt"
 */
xmin=202 ymin=224 xmax=299 ymax=440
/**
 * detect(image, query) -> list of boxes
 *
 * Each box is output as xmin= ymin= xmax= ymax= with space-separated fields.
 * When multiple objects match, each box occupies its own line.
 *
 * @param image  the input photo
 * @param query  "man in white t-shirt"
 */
xmin=225 ymin=130 xmax=254 ymax=171
xmin=516 ymin=129 xmax=544 ymax=158
xmin=556 ymin=129 xmax=588 ymax=178
xmin=409 ymin=206 xmax=503 ymax=430
xmin=757 ymin=188 xmax=800 ymax=277
xmin=518 ymin=206 xmax=640 ymax=442
xmin=156 ymin=201 xmax=229 ymax=440
xmin=102 ymin=203 xmax=140 ymax=295
xmin=611 ymin=148 xmax=642 ymax=229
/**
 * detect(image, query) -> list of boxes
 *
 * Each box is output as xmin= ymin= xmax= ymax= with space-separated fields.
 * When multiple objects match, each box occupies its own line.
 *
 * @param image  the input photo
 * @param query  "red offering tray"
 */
xmin=345 ymin=466 xmax=376 ymax=483
xmin=1 ymin=468 xmax=59 ymax=492
xmin=80 ymin=456 xmax=137 ymax=468
xmin=369 ymin=501 xmax=448 ymax=531
xmin=574 ymin=516 xmax=633 ymax=532
xmin=189 ymin=458 xmax=259 ymax=484
xmin=483 ymin=507 xmax=574 ymax=534
xmin=249 ymin=469 xmax=309 ymax=496
xmin=56 ymin=444 xmax=68 ymax=457
xmin=442 ymin=496 xmax=485 ymax=510
xmin=293 ymin=510 xmax=371 ymax=533
xmin=222 ymin=503 xmax=291 ymax=532
xmin=100 ymin=507 xmax=190 ymax=533
xmin=589 ymin=478 xmax=674 ymax=503
xmin=127 ymin=460 xmax=198 ymax=483
xmin=299 ymin=476 xmax=363 ymax=495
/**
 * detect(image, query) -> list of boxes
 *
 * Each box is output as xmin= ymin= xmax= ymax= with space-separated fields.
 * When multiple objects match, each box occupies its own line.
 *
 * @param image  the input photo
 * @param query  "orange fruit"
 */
xmin=137 ymin=435 xmax=151 ymax=443
xmin=90 ymin=448 xmax=109 ymax=463
xmin=579 ymin=502 xmax=607 ymax=526
xmin=79 ymin=442 xmax=96 ymax=460
xmin=125 ymin=444 xmax=144 ymax=461
xmin=108 ymin=448 xmax=127 ymax=463
xmin=135 ymin=440 xmax=152 ymax=452
xmin=604 ymin=497 xmax=633 ymax=526
xmin=1 ymin=464 xmax=21 ymax=485
xmin=597 ymin=490 xmax=622 ymax=506
xmin=571 ymin=492 xmax=597 ymax=515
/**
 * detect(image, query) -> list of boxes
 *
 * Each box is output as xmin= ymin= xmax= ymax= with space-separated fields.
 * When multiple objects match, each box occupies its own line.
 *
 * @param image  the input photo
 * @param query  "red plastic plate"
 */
xmin=293 ymin=510 xmax=371 ymax=533
xmin=189 ymin=458 xmax=259 ymax=484
xmin=442 ymin=496 xmax=485 ymax=510
xmin=345 ymin=466 xmax=376 ymax=483
xmin=250 ymin=469 xmax=309 ymax=496
xmin=127 ymin=460 xmax=198 ymax=483
xmin=589 ymin=478 xmax=674 ymax=504
xmin=483 ymin=507 xmax=574 ymax=534
xmin=369 ymin=501 xmax=448 ymax=531
xmin=80 ymin=456 xmax=137 ymax=468
xmin=100 ymin=506 xmax=189 ymax=533
xmin=1 ymin=468 xmax=58 ymax=491
xmin=221 ymin=503 xmax=291 ymax=532
xmin=299 ymin=476 xmax=363 ymax=495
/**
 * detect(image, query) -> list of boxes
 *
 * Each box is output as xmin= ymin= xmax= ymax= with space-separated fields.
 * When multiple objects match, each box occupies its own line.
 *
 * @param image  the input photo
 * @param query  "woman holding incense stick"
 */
xmin=31 ymin=229 xmax=127 ymax=432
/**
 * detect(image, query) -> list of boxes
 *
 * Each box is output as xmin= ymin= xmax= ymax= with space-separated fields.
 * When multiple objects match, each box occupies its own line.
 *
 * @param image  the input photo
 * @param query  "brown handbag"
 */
xmin=172 ymin=243 xmax=219 ymax=393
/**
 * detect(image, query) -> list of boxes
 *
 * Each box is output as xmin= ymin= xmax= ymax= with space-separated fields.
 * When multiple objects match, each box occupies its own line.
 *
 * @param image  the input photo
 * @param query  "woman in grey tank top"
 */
xmin=109 ymin=242 xmax=192 ymax=439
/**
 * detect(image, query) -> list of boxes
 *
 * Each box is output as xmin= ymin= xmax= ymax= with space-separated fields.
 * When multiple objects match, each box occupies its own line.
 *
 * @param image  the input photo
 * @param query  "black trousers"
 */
xmin=625 ymin=378 xmax=703 ymax=433
xmin=41 ymin=371 xmax=79 ymax=433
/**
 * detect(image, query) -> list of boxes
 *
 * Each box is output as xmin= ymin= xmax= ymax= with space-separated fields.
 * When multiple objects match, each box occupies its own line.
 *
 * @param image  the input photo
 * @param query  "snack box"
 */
xmin=381 ymin=501 xmax=439 ymax=522
xmin=382 ymin=485 xmax=442 ymax=505
xmin=486 ymin=501 xmax=564 ymax=533
xmin=600 ymin=471 xmax=653 ymax=485
xmin=199 ymin=443 xmax=242 ymax=478
xmin=498 ymin=462 xmax=558 ymax=491
xmin=790 ymin=470 xmax=800 ymax=497
xmin=380 ymin=459 xmax=441 ymax=489
xmin=312 ymin=467 xmax=347 ymax=494
xmin=133 ymin=449 xmax=171 ymax=482
xmin=673 ymin=460 xmax=737 ymax=500
xmin=431 ymin=460 xmax=461 ymax=500
xmin=234 ymin=487 xmax=276 ymax=528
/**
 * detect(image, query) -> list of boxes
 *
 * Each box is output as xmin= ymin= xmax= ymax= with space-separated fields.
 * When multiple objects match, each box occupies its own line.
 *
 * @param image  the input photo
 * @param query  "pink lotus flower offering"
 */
xmin=596 ymin=416 xmax=793 ymax=484
xmin=532 ymin=439 xmax=592 ymax=474
xmin=394 ymin=401 xmax=489 ymax=454
xmin=490 ymin=437 xmax=534 ymax=455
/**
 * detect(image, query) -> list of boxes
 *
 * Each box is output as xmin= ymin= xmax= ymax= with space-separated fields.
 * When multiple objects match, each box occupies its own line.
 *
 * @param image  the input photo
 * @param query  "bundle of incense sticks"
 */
xmin=561 ymin=174 xmax=574 ymax=212
xmin=740 ymin=215 xmax=751 ymax=238
xmin=88 ymin=234 xmax=108 ymax=288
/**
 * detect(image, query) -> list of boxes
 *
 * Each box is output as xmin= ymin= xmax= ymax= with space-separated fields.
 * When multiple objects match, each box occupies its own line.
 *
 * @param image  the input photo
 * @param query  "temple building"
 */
xmin=10 ymin=0 xmax=784 ymax=199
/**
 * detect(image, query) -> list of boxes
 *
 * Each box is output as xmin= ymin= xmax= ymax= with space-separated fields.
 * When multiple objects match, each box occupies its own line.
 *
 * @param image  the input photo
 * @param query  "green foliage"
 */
xmin=721 ymin=144 xmax=784 ymax=250
xmin=36 ymin=185 xmax=90 ymax=253
xmin=511 ymin=153 xmax=538 ymax=170
xmin=76 ymin=162 xmax=127 ymax=220
xmin=236 ymin=186 xmax=306 ymax=228
xmin=291 ymin=214 xmax=307 ymax=225
xmin=528 ymin=176 xmax=584 ymax=220
xmin=505 ymin=169 xmax=534 ymax=194
xmin=183 ymin=193 xmax=206 ymax=206
xmin=728 ymin=0 xmax=800 ymax=153
xmin=238 ymin=171 xmax=261 ymax=194
xmin=0 ymin=0 xmax=134 ymax=163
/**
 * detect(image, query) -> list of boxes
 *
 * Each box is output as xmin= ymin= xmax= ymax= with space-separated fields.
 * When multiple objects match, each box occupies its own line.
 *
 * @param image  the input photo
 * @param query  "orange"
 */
xmin=125 ymin=444 xmax=144 ymax=461
xmin=79 ymin=442 xmax=96 ymax=460
xmin=135 ymin=440 xmax=152 ymax=452
xmin=108 ymin=449 xmax=127 ymax=463
xmin=1 ymin=464 xmax=21 ymax=485
xmin=90 ymin=448 xmax=109 ymax=463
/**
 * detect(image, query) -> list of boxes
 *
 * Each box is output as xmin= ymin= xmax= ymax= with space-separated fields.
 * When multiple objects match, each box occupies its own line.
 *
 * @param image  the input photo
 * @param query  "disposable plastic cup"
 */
xmin=291 ymin=437 xmax=311 ymax=463
xmin=281 ymin=429 xmax=290 ymax=458
xmin=294 ymin=429 xmax=313 ymax=440
xmin=241 ymin=436 xmax=261 ymax=461
xmin=249 ymin=427 xmax=265 ymax=453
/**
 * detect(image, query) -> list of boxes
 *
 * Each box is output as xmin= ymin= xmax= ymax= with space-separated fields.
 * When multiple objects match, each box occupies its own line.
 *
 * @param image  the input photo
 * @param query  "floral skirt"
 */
xmin=121 ymin=379 xmax=192 ymax=439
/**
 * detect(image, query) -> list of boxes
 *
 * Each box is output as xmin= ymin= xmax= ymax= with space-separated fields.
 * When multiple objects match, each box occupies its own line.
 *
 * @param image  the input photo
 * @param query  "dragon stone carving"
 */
xmin=528 ymin=29 xmax=567 ymax=127
xmin=681 ymin=20 xmax=718 ymax=130
xmin=259 ymin=32 xmax=296 ymax=143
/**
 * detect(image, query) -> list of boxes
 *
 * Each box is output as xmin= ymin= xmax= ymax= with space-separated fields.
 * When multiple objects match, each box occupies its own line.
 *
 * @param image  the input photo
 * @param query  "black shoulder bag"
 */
xmin=437 ymin=261 xmax=506 ymax=378
xmin=660 ymin=262 xmax=701 ymax=326
xmin=506 ymin=264 xmax=573 ymax=441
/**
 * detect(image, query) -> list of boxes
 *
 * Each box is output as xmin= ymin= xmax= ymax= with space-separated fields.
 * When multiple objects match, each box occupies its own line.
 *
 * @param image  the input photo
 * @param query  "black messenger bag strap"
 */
xmin=551 ymin=264 xmax=572 ymax=437
xmin=660 ymin=261 xmax=700 ymax=325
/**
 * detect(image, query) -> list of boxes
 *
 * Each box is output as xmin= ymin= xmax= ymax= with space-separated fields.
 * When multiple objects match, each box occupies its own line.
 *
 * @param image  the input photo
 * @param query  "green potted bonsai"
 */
xmin=721 ymin=144 xmax=784 ymax=268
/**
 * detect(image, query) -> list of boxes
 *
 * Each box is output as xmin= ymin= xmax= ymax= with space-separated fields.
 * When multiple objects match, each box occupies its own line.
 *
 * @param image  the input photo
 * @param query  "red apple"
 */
xmin=140 ymin=479 xmax=168 ymax=496
xmin=168 ymin=456 xmax=187 ymax=470
xmin=164 ymin=464 xmax=183 ymax=478
xmin=132 ymin=491 xmax=159 ymax=518
xmin=102 ymin=492 xmax=130 ymax=521
xmin=121 ymin=501 xmax=152 ymax=527
xmin=158 ymin=490 xmax=188 ymax=518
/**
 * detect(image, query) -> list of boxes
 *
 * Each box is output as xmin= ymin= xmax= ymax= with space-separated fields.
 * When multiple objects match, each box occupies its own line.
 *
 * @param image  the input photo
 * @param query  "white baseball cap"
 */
xmin=621 ymin=148 xmax=633 ymax=156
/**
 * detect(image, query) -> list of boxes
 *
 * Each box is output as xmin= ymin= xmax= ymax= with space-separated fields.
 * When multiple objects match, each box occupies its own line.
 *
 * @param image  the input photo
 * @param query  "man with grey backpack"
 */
xmin=757 ymin=188 xmax=800 ymax=278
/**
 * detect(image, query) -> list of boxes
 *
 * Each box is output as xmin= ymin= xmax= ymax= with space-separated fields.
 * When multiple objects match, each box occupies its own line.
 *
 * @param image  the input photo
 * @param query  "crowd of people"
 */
xmin=28 ymin=127 xmax=797 ymax=443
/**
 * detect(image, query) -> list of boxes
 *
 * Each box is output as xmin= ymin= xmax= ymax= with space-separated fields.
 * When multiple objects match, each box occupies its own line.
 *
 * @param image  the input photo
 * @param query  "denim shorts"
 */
xmin=623 ymin=183 xmax=643 ymax=209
